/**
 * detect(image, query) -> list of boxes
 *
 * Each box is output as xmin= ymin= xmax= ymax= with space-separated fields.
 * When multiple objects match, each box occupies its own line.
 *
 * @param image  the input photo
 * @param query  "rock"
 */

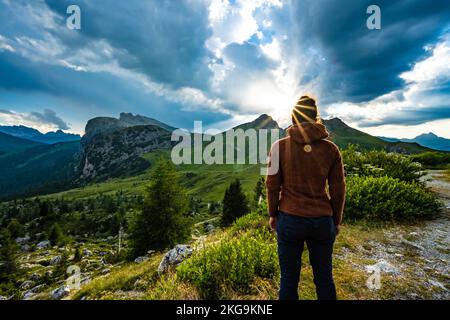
xmin=157 ymin=245 xmax=192 ymax=274
xmin=49 ymin=255 xmax=62 ymax=266
xmin=23 ymin=284 xmax=45 ymax=300
xmin=206 ymin=223 xmax=215 ymax=233
xmin=81 ymin=277 xmax=91 ymax=286
xmin=0 ymin=295 xmax=7 ymax=300
xmin=83 ymin=248 xmax=92 ymax=257
xmin=101 ymin=268 xmax=111 ymax=275
xmin=427 ymin=280 xmax=448 ymax=291
xmin=36 ymin=240 xmax=51 ymax=250
xmin=20 ymin=280 xmax=34 ymax=290
xmin=30 ymin=273 xmax=41 ymax=282
xmin=15 ymin=236 xmax=30 ymax=245
xmin=51 ymin=285 xmax=71 ymax=300
xmin=134 ymin=256 xmax=148 ymax=263
xmin=107 ymin=236 xmax=114 ymax=241
xmin=21 ymin=244 xmax=31 ymax=252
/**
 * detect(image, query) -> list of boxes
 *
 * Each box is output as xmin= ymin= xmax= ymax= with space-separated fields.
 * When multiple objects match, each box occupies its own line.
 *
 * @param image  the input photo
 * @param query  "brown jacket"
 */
xmin=266 ymin=122 xmax=346 ymax=225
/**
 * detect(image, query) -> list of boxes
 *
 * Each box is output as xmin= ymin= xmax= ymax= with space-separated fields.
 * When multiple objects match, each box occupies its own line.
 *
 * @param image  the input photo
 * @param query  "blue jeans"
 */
xmin=276 ymin=212 xmax=337 ymax=300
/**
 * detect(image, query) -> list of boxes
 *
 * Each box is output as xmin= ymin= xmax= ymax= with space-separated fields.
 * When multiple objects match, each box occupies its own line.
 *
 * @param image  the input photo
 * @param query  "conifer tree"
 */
xmin=221 ymin=179 xmax=249 ymax=227
xmin=130 ymin=158 xmax=191 ymax=257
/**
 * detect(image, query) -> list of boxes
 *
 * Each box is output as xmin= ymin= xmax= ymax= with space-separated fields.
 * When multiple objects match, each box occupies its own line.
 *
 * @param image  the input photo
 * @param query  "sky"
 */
xmin=0 ymin=0 xmax=449 ymax=138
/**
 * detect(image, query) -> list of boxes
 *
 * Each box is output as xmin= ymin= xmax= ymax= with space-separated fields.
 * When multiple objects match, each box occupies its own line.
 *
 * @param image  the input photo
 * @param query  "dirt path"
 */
xmin=337 ymin=170 xmax=450 ymax=299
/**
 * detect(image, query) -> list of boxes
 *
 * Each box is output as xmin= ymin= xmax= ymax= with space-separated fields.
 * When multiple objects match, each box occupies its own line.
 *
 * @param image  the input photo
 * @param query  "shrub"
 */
xmin=345 ymin=176 xmax=442 ymax=221
xmin=342 ymin=146 xmax=424 ymax=183
xmin=411 ymin=152 xmax=450 ymax=169
xmin=177 ymin=228 xmax=278 ymax=299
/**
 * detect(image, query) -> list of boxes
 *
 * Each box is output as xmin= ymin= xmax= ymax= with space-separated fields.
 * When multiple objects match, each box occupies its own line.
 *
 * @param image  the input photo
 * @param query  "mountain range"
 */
xmin=0 ymin=112 xmax=441 ymax=199
xmin=0 ymin=125 xmax=80 ymax=144
xmin=379 ymin=133 xmax=450 ymax=151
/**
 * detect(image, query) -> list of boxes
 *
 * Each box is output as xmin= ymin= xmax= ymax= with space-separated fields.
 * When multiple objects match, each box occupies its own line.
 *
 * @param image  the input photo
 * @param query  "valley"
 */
xmin=0 ymin=113 xmax=449 ymax=300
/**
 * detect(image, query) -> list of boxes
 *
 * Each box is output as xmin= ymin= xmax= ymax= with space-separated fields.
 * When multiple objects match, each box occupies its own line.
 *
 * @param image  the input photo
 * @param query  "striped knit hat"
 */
xmin=292 ymin=95 xmax=318 ymax=124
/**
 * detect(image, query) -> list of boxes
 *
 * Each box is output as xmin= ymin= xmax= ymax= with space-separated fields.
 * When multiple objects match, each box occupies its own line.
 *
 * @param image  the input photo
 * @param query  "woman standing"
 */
xmin=266 ymin=96 xmax=346 ymax=300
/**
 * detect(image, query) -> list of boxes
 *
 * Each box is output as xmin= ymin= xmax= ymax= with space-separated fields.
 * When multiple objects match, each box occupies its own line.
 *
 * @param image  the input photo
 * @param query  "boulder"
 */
xmin=49 ymin=255 xmax=62 ymax=266
xmin=20 ymin=280 xmax=34 ymax=290
xmin=15 ymin=236 xmax=30 ymax=245
xmin=23 ymin=284 xmax=45 ymax=300
xmin=206 ymin=223 xmax=215 ymax=233
xmin=21 ymin=244 xmax=31 ymax=252
xmin=83 ymin=248 xmax=92 ymax=257
xmin=101 ymin=268 xmax=111 ymax=275
xmin=51 ymin=285 xmax=71 ymax=300
xmin=157 ymin=245 xmax=192 ymax=274
xmin=36 ymin=240 xmax=51 ymax=250
xmin=30 ymin=273 xmax=41 ymax=282
xmin=0 ymin=295 xmax=7 ymax=300
xmin=134 ymin=256 xmax=148 ymax=263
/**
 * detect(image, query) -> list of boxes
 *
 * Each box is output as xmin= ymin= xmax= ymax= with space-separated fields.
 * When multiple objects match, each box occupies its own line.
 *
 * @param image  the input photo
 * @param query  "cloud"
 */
xmin=0 ymin=108 xmax=70 ymax=131
xmin=43 ymin=0 xmax=213 ymax=90
xmin=325 ymin=34 xmax=450 ymax=127
xmin=0 ymin=0 xmax=449 ymax=134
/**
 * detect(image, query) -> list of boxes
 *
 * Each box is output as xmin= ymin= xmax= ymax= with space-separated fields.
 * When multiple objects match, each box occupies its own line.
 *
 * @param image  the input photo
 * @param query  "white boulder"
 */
xmin=157 ymin=245 xmax=192 ymax=274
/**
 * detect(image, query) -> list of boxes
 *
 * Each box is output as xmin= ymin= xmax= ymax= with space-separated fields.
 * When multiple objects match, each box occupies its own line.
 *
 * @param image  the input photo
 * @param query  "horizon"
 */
xmin=1 ymin=112 xmax=449 ymax=141
xmin=1 ymin=1 xmax=450 ymax=139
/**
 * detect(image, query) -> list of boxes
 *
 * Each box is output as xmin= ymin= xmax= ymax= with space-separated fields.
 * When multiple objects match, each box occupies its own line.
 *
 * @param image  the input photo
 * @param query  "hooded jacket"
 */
xmin=266 ymin=122 xmax=346 ymax=225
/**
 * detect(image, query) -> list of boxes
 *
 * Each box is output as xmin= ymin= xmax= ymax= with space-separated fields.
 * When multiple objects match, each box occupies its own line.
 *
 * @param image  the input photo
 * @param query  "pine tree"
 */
xmin=0 ymin=230 xmax=18 ymax=277
xmin=49 ymin=223 xmax=65 ymax=246
xmin=221 ymin=179 xmax=249 ymax=227
xmin=6 ymin=219 xmax=24 ymax=239
xmin=130 ymin=158 xmax=191 ymax=257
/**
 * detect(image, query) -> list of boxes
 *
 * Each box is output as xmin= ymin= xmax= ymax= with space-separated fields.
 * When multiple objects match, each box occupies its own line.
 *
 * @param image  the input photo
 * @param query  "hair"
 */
xmin=291 ymin=95 xmax=321 ymax=124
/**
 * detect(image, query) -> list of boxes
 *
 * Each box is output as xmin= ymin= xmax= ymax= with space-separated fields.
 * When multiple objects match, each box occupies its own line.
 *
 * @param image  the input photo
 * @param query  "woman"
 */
xmin=266 ymin=95 xmax=346 ymax=300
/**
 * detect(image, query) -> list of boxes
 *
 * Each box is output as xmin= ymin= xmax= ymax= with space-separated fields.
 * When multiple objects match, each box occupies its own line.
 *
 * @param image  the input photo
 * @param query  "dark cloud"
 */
xmin=281 ymin=0 xmax=450 ymax=104
xmin=43 ymin=0 xmax=213 ymax=90
xmin=29 ymin=109 xmax=70 ymax=130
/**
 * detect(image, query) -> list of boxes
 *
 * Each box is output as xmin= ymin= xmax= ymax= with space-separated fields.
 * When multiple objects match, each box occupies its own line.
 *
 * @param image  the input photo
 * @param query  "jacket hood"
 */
xmin=287 ymin=122 xmax=329 ymax=144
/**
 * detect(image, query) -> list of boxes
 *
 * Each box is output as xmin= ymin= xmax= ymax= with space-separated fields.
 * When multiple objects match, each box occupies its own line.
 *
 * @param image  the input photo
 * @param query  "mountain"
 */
xmin=234 ymin=114 xmax=281 ymax=131
xmin=323 ymin=118 xmax=430 ymax=154
xmin=84 ymin=112 xmax=175 ymax=141
xmin=379 ymin=133 xmax=450 ymax=152
xmin=0 ymin=114 xmax=435 ymax=199
xmin=0 ymin=125 xmax=81 ymax=144
xmin=0 ymin=131 xmax=42 ymax=155
xmin=0 ymin=140 xmax=80 ymax=199
xmin=78 ymin=125 xmax=173 ymax=182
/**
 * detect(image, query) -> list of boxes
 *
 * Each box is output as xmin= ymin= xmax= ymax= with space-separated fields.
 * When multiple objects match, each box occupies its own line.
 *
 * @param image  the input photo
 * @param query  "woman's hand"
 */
xmin=269 ymin=216 xmax=277 ymax=232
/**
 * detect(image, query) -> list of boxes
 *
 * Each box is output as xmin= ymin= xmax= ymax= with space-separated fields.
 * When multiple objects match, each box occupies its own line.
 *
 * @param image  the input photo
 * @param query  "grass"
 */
xmin=68 ymin=210 xmax=445 ymax=300
xmin=41 ymin=150 xmax=262 ymax=203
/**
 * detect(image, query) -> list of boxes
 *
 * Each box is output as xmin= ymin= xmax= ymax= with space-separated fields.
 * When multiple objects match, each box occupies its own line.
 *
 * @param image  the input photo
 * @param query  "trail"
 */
xmin=338 ymin=170 xmax=450 ymax=299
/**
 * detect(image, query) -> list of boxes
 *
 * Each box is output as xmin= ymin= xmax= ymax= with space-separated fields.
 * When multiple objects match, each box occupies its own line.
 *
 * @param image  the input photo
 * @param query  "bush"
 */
xmin=177 ymin=228 xmax=278 ymax=299
xmin=342 ymin=146 xmax=424 ymax=183
xmin=411 ymin=152 xmax=450 ymax=169
xmin=345 ymin=176 xmax=442 ymax=221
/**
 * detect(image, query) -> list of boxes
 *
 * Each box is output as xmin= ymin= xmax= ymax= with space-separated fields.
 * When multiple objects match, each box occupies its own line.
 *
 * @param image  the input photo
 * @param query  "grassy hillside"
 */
xmin=324 ymin=118 xmax=430 ymax=154
xmin=0 ymin=141 xmax=80 ymax=199
xmin=66 ymin=208 xmax=448 ymax=300
xmin=41 ymin=150 xmax=261 ymax=202
xmin=0 ymin=132 xmax=42 ymax=155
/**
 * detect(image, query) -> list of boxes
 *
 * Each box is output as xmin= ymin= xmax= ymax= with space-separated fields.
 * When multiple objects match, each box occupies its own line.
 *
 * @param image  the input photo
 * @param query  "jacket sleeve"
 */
xmin=328 ymin=147 xmax=346 ymax=225
xmin=265 ymin=141 xmax=282 ymax=217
